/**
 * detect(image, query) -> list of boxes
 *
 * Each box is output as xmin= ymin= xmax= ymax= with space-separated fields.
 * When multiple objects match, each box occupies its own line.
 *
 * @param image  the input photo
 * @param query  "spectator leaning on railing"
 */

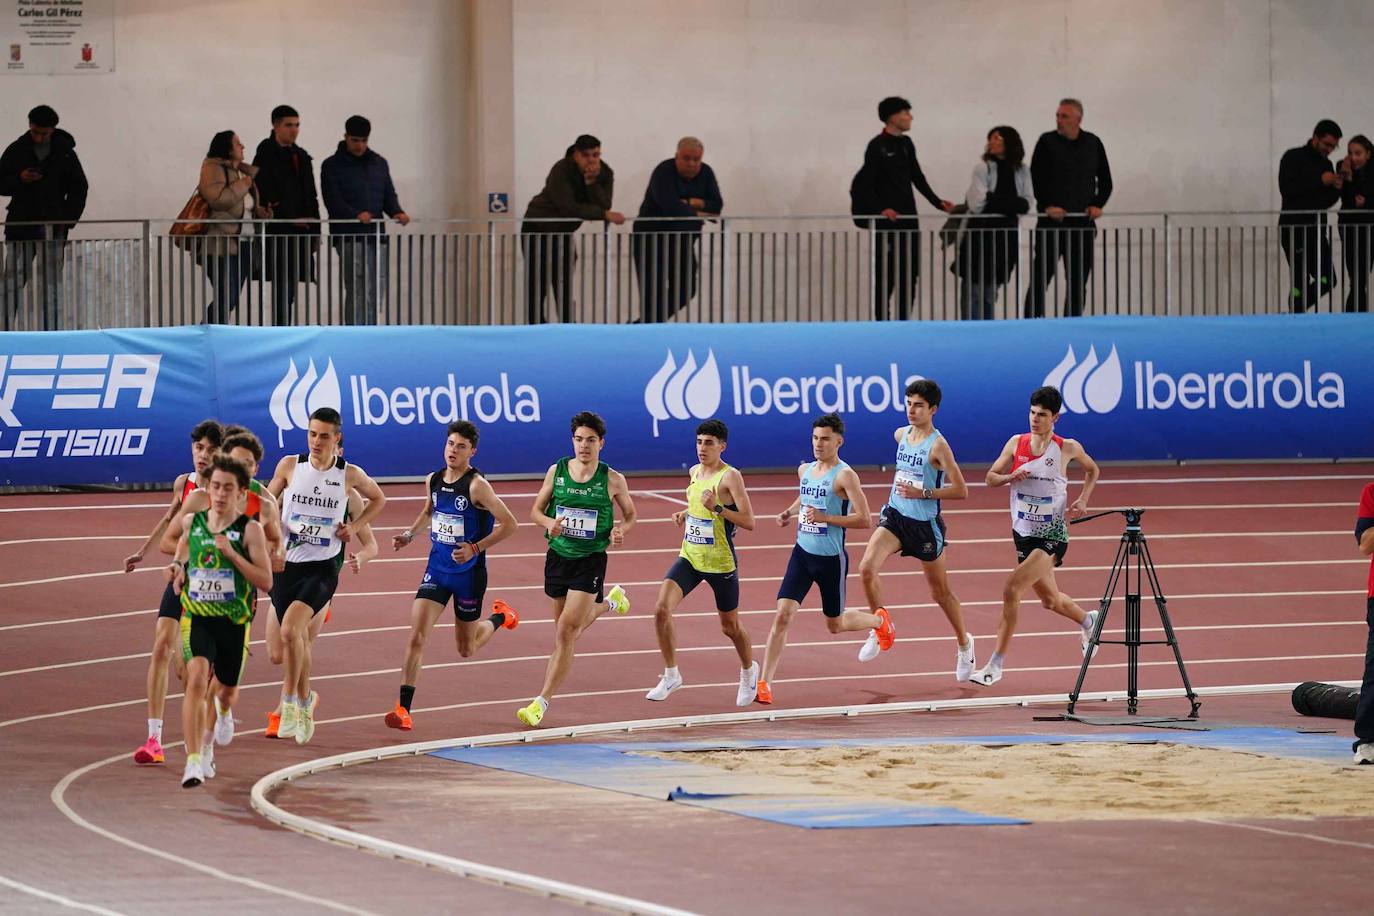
xmin=851 ymin=95 xmax=954 ymax=322
xmin=253 ymin=104 xmax=321 ymax=327
xmin=1337 ymin=134 xmax=1373 ymax=314
xmin=320 ymin=115 xmax=410 ymax=327
xmin=197 ymin=130 xmax=258 ymax=325
xmin=1023 ymin=98 xmax=1112 ymax=319
xmin=954 ymin=126 xmax=1032 ymax=321
xmin=0 ymin=104 xmax=88 ymax=330
xmin=520 ymin=134 xmax=625 ymax=324
xmin=632 ymin=136 xmax=722 ymax=324
xmin=1278 ymin=119 xmax=1343 ymax=313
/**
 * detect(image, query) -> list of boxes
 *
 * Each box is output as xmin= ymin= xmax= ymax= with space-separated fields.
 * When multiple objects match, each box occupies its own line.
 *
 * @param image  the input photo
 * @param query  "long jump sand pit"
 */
xmin=646 ymin=742 xmax=1374 ymax=821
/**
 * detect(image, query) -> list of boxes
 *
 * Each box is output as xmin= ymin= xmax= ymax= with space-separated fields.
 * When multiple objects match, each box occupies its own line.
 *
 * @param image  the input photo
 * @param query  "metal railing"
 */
xmin=1 ymin=211 xmax=1369 ymax=330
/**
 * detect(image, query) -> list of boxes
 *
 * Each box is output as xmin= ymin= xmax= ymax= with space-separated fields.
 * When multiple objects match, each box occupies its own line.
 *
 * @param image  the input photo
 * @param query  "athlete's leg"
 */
xmin=183 ymin=656 xmax=210 ymax=758
xmin=762 ymin=598 xmax=799 ymax=683
xmin=652 ymin=579 xmax=687 ymax=669
xmin=922 ymin=554 xmax=971 ymax=642
xmin=145 ymin=616 xmax=179 ymax=721
xmin=308 ymin=606 xmax=329 ymax=641
xmin=719 ymin=610 xmax=753 ymax=668
xmin=994 ymin=550 xmax=1055 ymax=656
xmin=455 ymin=617 xmax=498 ymax=657
xmin=824 ymin=608 xmax=883 ymax=634
xmin=858 ymin=526 xmax=902 ymax=612
xmin=1030 ymin=570 xmax=1088 ymax=623
xmin=280 ymin=601 xmax=315 ymax=701
xmin=402 ymin=598 xmax=447 ymax=678
xmin=536 ymin=591 xmax=598 ymax=701
xmin=265 ymin=610 xmax=284 ymax=666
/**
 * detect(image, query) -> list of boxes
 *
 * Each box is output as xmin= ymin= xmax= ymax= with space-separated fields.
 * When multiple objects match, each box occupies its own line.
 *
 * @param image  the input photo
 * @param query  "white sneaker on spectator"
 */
xmin=1355 ymin=742 xmax=1374 ymax=765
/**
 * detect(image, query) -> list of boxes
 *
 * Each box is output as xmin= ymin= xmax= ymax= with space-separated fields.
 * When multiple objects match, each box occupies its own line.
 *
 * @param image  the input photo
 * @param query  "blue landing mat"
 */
xmin=430 ymin=727 xmax=1352 ymax=830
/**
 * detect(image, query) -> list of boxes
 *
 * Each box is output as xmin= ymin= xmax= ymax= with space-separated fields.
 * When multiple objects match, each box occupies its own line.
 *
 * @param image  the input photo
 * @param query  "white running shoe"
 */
xmin=970 ymin=660 xmax=1003 ymax=687
xmin=1355 ymin=743 xmax=1374 ymax=765
xmin=181 ymin=757 xmax=204 ymax=789
xmin=857 ymin=630 xmax=881 ymax=663
xmin=214 ymin=707 xmax=235 ymax=746
xmin=276 ymin=702 xmax=299 ymax=740
xmin=201 ymin=741 xmax=216 ymax=779
xmin=736 ymin=662 xmax=760 ymax=707
xmin=1081 ymin=611 xmax=1100 ymax=658
xmin=645 ymin=671 xmax=684 ymax=702
xmin=296 ymin=702 xmax=315 ymax=745
xmin=955 ymin=634 xmax=976 ymax=682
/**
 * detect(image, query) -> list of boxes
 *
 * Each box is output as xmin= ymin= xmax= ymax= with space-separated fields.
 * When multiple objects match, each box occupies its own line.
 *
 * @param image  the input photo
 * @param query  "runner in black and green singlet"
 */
xmin=517 ymin=411 xmax=638 ymax=727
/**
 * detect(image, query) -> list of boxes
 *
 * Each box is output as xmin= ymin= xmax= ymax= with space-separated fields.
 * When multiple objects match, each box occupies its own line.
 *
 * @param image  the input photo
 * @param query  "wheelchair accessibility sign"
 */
xmin=487 ymin=192 xmax=509 ymax=214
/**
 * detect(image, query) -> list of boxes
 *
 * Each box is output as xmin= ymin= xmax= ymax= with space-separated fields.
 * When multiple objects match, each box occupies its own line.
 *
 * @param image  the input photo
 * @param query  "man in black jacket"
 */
xmin=0 ymin=105 xmax=88 ymax=329
xmin=1023 ymin=99 xmax=1112 ymax=318
xmin=853 ymin=96 xmax=953 ymax=321
xmin=253 ymin=105 xmax=321 ymax=326
xmin=321 ymin=115 xmax=410 ymax=325
xmin=632 ymin=137 xmax=723 ymax=323
xmin=1278 ymin=120 xmax=1343 ymax=312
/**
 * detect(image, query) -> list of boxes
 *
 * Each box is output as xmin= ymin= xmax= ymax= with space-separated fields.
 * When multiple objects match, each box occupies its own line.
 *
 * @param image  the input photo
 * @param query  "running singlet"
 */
xmin=797 ymin=461 xmax=849 ymax=557
xmin=245 ymin=479 xmax=264 ymax=521
xmin=679 ymin=464 xmax=737 ymax=574
xmin=427 ymin=467 xmax=493 ymax=576
xmin=545 ymin=457 xmax=613 ymax=558
xmin=1009 ymin=434 xmax=1068 ymax=541
xmin=281 ymin=454 xmax=349 ymax=563
xmin=181 ymin=511 xmax=254 ymax=623
xmin=888 ymin=427 xmax=944 ymax=522
xmin=180 ymin=472 xmax=201 ymax=505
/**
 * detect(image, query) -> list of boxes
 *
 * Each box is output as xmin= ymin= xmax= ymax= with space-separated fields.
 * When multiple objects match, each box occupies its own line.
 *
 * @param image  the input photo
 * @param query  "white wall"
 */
xmin=0 ymin=0 xmax=470 ymax=225
xmin=510 ymin=0 xmax=1374 ymax=219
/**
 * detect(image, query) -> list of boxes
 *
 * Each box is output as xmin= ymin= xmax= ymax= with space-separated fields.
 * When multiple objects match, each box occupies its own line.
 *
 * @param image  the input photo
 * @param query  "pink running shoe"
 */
xmin=133 ymin=735 xmax=165 ymax=765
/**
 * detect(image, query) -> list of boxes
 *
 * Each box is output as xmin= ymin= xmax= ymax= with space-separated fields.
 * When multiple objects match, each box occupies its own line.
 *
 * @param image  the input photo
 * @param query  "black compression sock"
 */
xmin=488 ymin=612 xmax=505 ymax=630
xmin=399 ymin=684 xmax=416 ymax=712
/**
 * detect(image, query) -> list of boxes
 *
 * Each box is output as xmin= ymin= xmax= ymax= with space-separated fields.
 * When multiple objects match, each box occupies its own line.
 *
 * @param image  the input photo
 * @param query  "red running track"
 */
xmin=0 ymin=463 xmax=1370 ymax=913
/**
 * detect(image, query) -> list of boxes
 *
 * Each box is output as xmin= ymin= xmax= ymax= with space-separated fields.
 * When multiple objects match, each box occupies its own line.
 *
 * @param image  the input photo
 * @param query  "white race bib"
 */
xmin=288 ymin=512 xmax=335 ymax=549
xmin=1015 ymin=492 xmax=1054 ymax=523
xmin=894 ymin=471 xmax=921 ymax=492
xmin=798 ymin=499 xmax=828 ymax=537
xmin=556 ymin=506 xmax=599 ymax=540
xmin=189 ymin=567 xmax=234 ymax=603
xmin=431 ymin=512 xmax=465 ymax=545
xmin=684 ymin=513 xmax=715 ymax=546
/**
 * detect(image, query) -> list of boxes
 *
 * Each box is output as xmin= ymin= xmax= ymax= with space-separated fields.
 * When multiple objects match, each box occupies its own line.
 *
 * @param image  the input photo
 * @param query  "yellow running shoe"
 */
xmin=606 ymin=584 xmax=630 ymax=616
xmin=516 ymin=699 xmax=545 ymax=727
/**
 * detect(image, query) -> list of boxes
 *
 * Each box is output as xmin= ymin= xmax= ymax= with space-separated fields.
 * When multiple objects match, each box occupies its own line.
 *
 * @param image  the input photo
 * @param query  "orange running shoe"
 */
xmin=493 ymin=599 xmax=520 ymax=630
xmin=265 ymin=710 xmax=281 ymax=739
xmin=755 ymin=679 xmax=773 ymax=705
xmin=875 ymin=607 xmax=896 ymax=652
xmin=384 ymin=703 xmax=413 ymax=730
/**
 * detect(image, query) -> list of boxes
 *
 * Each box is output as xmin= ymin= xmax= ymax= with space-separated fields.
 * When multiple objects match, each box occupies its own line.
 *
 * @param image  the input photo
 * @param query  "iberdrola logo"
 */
xmin=644 ymin=350 xmax=722 ymax=437
xmin=269 ymin=358 xmax=342 ymax=447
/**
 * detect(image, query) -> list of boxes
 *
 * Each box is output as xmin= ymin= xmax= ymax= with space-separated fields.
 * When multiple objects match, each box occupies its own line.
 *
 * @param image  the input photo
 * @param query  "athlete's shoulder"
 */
xmin=892 ymin=426 xmax=907 ymax=442
xmin=1360 ymin=482 xmax=1374 ymax=514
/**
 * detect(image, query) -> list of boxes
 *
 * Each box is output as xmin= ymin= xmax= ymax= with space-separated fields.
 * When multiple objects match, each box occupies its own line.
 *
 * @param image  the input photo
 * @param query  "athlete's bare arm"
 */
xmin=393 ymin=473 xmax=435 ymax=551
xmin=985 ymin=436 xmax=1024 ymax=487
xmin=125 ymin=473 xmax=190 ymax=571
xmin=608 ymin=470 xmax=637 ymax=546
xmin=258 ymin=490 xmax=285 ymax=569
xmin=1359 ymin=526 xmax=1374 ymax=557
xmin=929 ymin=438 xmax=970 ymax=500
xmin=346 ymin=489 xmax=379 ymax=573
xmin=266 ymin=455 xmax=296 ymax=499
xmin=217 ymin=519 xmax=273 ymax=592
xmin=342 ymin=465 xmax=387 ymax=536
xmin=777 ymin=464 xmax=806 ymax=526
xmin=711 ymin=467 xmax=756 ymax=531
xmin=462 ymin=476 xmax=519 ymax=562
xmin=1061 ymin=438 xmax=1100 ymax=517
xmin=821 ymin=467 xmax=872 ymax=529
xmin=167 ymin=519 xmax=192 ymax=593
xmin=530 ymin=465 xmax=562 ymax=537
xmin=159 ymin=489 xmax=208 ymax=555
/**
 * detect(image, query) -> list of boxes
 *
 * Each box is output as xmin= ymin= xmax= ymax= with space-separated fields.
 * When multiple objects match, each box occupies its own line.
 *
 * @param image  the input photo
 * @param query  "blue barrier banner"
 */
xmin=5 ymin=316 xmax=1371 ymax=487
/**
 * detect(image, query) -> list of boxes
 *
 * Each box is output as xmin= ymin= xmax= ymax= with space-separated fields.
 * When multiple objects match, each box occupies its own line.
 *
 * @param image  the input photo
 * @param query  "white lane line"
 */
xmin=1193 ymin=818 xmax=1374 ymax=852
xmin=0 ymin=874 xmax=127 ymax=915
xmin=636 ymin=490 xmax=690 ymax=507
xmin=5 ymin=649 xmax=1362 ymax=731
xmin=2 ymin=471 xmax=1369 ymax=514
xmin=3 ymin=601 xmax=1364 ymax=680
xmin=0 ymin=535 xmax=143 ymax=547
xmin=49 ymin=757 xmax=383 ymax=915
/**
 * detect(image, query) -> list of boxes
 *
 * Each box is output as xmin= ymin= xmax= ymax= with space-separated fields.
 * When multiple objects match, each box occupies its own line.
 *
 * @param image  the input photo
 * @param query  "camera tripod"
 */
xmin=1065 ymin=508 xmax=1200 ymax=719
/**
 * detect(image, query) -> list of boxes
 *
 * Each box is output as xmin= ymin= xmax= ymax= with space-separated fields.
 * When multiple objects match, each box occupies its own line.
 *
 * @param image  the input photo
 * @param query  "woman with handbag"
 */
xmin=954 ymin=126 xmax=1032 ymax=320
xmin=198 ymin=131 xmax=258 ymax=323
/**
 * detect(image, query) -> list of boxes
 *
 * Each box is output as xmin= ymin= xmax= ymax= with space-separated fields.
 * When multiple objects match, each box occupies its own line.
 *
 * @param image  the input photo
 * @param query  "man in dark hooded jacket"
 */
xmin=0 ymin=104 xmax=88 ymax=329
xmin=320 ymin=115 xmax=409 ymax=325
xmin=252 ymin=104 xmax=321 ymax=326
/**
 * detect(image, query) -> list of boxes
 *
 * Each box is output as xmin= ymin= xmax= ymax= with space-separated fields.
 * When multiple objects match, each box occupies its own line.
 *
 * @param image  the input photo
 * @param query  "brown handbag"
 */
xmin=169 ymin=186 xmax=210 ymax=250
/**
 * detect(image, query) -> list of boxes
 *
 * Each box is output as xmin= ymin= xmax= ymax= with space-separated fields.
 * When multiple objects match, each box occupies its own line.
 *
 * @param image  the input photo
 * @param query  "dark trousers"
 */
xmin=521 ymin=230 xmax=573 ymax=324
xmin=1279 ymin=221 xmax=1334 ymax=312
xmin=202 ymin=238 xmax=248 ymax=324
xmin=1339 ymin=221 xmax=1372 ymax=313
xmin=1357 ymin=597 xmax=1374 ymax=748
xmin=633 ymin=231 xmax=699 ymax=323
xmin=1024 ymin=218 xmax=1095 ymax=317
xmin=265 ymin=234 xmax=313 ymax=326
xmin=1 ymin=235 xmax=68 ymax=330
xmin=334 ymin=235 xmax=385 ymax=326
xmin=873 ymin=228 xmax=919 ymax=321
